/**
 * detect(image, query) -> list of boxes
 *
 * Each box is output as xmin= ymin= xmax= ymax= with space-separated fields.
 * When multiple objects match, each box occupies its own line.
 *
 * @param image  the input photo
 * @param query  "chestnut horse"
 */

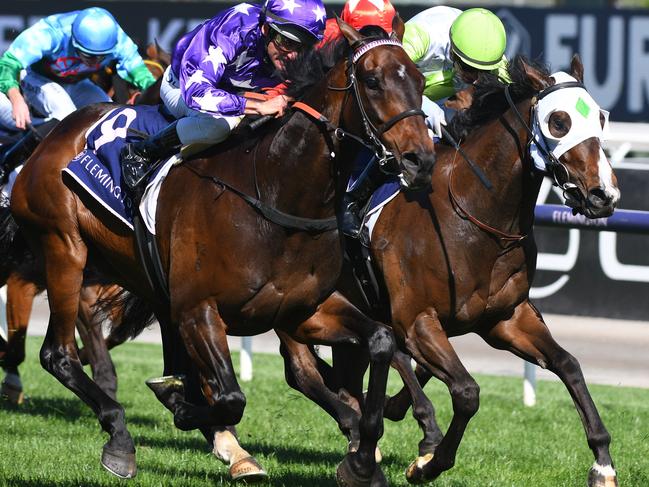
xmin=0 ymin=46 xmax=170 ymax=405
xmin=276 ymin=54 xmax=620 ymax=487
xmin=9 ymin=20 xmax=434 ymax=484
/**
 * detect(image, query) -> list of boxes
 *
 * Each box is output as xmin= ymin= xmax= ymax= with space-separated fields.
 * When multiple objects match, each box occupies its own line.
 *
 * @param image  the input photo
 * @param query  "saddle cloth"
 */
xmin=348 ymin=149 xmax=401 ymax=241
xmin=62 ymin=105 xmax=175 ymax=233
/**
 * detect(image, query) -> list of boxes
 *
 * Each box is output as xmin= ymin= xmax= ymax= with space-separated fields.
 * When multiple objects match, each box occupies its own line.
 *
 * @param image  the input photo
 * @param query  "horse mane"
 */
xmin=284 ymin=26 xmax=391 ymax=100
xmin=446 ymin=55 xmax=551 ymax=141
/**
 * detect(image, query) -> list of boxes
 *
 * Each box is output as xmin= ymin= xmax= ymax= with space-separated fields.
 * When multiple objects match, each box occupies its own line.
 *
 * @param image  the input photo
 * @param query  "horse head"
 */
xmin=519 ymin=54 xmax=619 ymax=218
xmin=335 ymin=16 xmax=435 ymax=191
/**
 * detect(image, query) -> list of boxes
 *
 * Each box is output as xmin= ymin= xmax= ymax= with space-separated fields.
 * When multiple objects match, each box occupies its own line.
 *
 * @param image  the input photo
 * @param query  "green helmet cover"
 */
xmin=450 ymin=8 xmax=506 ymax=70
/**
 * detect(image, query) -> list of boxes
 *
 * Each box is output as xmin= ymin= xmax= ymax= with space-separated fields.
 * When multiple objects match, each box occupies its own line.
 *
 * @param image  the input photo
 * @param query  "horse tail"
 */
xmin=93 ymin=286 xmax=156 ymax=345
xmin=0 ymin=203 xmax=35 ymax=283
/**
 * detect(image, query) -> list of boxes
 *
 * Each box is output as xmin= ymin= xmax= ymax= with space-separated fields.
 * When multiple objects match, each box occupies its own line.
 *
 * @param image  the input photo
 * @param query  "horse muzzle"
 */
xmin=398 ymin=150 xmax=435 ymax=192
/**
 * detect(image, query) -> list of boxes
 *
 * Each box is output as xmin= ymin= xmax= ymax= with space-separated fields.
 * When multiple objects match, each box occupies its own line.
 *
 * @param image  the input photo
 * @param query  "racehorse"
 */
xmin=275 ymin=54 xmax=620 ymax=487
xmin=0 ymin=45 xmax=170 ymax=405
xmin=9 ymin=19 xmax=434 ymax=484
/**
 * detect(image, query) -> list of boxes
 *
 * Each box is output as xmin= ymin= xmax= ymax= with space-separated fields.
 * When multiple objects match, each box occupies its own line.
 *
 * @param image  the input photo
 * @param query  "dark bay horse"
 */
xmin=277 ymin=54 xmax=620 ymax=487
xmin=9 ymin=19 xmax=434 ymax=484
xmin=0 ymin=47 xmax=170 ymax=405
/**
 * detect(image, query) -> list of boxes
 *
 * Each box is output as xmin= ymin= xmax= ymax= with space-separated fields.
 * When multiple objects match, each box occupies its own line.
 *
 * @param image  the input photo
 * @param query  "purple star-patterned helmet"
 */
xmin=263 ymin=0 xmax=327 ymax=44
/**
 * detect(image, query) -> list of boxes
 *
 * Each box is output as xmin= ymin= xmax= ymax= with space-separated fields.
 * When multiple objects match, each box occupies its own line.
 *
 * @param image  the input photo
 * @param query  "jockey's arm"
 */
xmin=113 ymin=26 xmax=156 ymax=91
xmin=0 ymin=21 xmax=60 ymax=129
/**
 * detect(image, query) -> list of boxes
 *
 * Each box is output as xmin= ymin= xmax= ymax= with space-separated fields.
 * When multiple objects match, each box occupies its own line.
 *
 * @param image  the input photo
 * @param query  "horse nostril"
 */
xmin=588 ymin=187 xmax=612 ymax=207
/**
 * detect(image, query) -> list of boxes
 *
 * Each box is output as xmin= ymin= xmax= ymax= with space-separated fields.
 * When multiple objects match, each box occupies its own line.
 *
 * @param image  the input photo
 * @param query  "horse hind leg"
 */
xmin=289 ymin=292 xmax=395 ymax=486
xmin=37 ymin=233 xmax=136 ymax=478
xmin=277 ymin=330 xmax=363 ymax=451
xmin=75 ymin=284 xmax=118 ymax=400
xmin=389 ymin=349 xmax=444 ymax=457
xmin=1 ymin=273 xmax=37 ymax=405
xmin=479 ymin=300 xmax=617 ymax=487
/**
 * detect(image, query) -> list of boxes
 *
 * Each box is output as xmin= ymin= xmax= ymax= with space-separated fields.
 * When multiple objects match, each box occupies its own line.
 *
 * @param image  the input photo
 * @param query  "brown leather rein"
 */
xmin=448 ymin=148 xmax=527 ymax=243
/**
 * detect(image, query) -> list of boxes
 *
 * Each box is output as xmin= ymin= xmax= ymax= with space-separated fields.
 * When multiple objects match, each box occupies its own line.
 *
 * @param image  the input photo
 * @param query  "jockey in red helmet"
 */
xmin=319 ymin=0 xmax=396 ymax=46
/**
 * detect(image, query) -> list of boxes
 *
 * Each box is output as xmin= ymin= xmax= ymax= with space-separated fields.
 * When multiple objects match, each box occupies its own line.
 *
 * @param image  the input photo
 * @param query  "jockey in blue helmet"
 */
xmin=0 ymin=7 xmax=156 ymax=181
xmin=120 ymin=0 xmax=326 ymax=190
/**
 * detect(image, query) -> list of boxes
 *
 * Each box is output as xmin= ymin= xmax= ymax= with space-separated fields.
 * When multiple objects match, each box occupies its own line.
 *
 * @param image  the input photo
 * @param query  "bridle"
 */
xmin=327 ymin=37 xmax=426 ymax=170
xmin=504 ymin=81 xmax=587 ymax=205
xmin=449 ymin=80 xmax=596 ymax=243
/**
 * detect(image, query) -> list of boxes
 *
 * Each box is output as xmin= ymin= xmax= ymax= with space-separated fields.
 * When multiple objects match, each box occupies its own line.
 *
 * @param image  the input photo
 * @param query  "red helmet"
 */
xmin=341 ymin=0 xmax=396 ymax=33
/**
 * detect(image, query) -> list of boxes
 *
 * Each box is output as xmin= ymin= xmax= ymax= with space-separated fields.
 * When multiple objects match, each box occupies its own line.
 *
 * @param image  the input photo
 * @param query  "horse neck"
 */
xmin=450 ymin=98 xmax=543 ymax=236
xmin=260 ymin=63 xmax=350 ymax=218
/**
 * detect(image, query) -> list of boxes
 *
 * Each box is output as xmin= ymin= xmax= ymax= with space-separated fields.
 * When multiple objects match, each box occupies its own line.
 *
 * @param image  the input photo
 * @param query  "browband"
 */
xmin=352 ymin=39 xmax=402 ymax=63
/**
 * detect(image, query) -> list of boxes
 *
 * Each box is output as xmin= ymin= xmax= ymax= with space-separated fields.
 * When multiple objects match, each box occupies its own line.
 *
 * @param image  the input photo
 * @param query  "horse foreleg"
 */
xmin=384 ymin=360 xmax=432 ymax=421
xmin=389 ymin=349 xmax=444 ymax=457
xmin=403 ymin=307 xmax=480 ymax=484
xmin=479 ymin=300 xmax=617 ymax=487
xmin=1 ymin=273 xmax=37 ymax=405
xmin=76 ymin=284 xmax=118 ymax=400
xmin=276 ymin=329 xmax=362 ymax=451
xmin=38 ymin=233 xmax=136 ymax=478
xmin=291 ymin=292 xmax=394 ymax=486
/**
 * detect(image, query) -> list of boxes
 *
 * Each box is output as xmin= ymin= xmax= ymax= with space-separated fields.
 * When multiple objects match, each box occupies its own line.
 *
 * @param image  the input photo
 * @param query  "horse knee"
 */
xmin=367 ymin=326 xmax=395 ymax=364
xmin=450 ymin=380 xmax=480 ymax=418
xmin=215 ymin=390 xmax=246 ymax=425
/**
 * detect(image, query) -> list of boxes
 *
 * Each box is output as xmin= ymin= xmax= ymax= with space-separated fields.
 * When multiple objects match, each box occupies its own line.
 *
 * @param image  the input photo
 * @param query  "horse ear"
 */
xmin=518 ymin=57 xmax=551 ymax=91
xmin=146 ymin=42 xmax=158 ymax=60
xmin=391 ymin=13 xmax=405 ymax=42
xmin=570 ymin=53 xmax=584 ymax=83
xmin=336 ymin=14 xmax=363 ymax=45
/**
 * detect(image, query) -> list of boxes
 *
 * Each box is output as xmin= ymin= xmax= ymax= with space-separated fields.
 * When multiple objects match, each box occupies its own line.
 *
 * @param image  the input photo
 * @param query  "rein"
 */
xmin=447 ymin=80 xmax=594 ymax=243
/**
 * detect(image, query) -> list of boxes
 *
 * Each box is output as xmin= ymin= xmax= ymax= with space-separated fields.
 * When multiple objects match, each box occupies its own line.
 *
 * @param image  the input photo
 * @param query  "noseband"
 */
xmin=329 ymin=38 xmax=426 ymax=169
xmin=504 ymin=82 xmax=586 ymax=204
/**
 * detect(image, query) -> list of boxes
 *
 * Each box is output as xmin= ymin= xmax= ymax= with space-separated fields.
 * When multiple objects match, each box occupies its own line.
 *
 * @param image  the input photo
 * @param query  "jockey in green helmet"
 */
xmin=341 ymin=6 xmax=511 ymax=240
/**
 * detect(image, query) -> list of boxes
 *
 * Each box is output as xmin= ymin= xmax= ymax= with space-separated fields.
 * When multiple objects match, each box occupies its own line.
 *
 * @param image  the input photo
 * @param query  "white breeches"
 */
xmin=0 ymin=70 xmax=110 ymax=131
xmin=160 ymin=66 xmax=242 ymax=146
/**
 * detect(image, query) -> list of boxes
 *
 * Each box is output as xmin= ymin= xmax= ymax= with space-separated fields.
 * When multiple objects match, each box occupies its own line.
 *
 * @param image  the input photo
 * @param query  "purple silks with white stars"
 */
xmin=171 ymin=0 xmax=326 ymax=117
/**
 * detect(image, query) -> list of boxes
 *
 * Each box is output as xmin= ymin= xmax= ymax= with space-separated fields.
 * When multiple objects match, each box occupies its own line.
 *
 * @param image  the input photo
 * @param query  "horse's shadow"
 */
xmin=0 ymin=395 xmax=87 ymax=421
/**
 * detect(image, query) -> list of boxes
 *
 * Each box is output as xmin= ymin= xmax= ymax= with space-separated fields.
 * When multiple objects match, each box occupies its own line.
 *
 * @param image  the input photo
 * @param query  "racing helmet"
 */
xmin=449 ymin=8 xmax=506 ymax=71
xmin=341 ymin=0 xmax=396 ymax=34
xmin=71 ymin=8 xmax=119 ymax=55
xmin=264 ymin=0 xmax=327 ymax=45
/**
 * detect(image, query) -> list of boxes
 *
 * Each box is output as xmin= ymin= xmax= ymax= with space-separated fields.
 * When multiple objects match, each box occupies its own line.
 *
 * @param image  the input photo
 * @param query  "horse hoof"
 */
xmin=336 ymin=456 xmax=371 ymax=487
xmin=405 ymin=453 xmax=434 ymax=484
xmin=0 ymin=380 xmax=24 ymax=405
xmin=101 ymin=446 xmax=137 ymax=479
xmin=229 ymin=456 xmax=268 ymax=482
xmin=145 ymin=375 xmax=185 ymax=403
xmin=588 ymin=463 xmax=618 ymax=487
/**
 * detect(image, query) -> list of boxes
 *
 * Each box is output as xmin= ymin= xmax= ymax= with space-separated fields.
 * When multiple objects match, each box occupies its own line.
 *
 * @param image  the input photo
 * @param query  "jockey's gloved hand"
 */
xmin=421 ymin=96 xmax=446 ymax=139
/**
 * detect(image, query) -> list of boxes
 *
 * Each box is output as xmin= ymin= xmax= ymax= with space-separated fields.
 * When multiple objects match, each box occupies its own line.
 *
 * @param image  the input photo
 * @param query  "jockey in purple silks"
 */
xmin=120 ymin=0 xmax=326 ymax=190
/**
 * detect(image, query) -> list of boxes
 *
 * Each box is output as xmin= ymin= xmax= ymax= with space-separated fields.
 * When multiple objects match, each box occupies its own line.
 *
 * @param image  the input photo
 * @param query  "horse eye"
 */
xmin=548 ymin=111 xmax=571 ymax=138
xmin=364 ymin=76 xmax=380 ymax=90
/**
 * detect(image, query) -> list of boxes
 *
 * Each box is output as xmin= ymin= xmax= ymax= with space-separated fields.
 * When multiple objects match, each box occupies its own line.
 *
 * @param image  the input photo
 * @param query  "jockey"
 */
xmin=341 ymin=6 xmax=509 ymax=239
xmin=0 ymin=7 xmax=156 ymax=183
xmin=120 ymin=0 xmax=326 ymax=190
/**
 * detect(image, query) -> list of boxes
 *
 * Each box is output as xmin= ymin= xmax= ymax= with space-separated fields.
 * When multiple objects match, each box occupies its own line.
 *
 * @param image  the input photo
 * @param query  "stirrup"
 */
xmin=121 ymin=159 xmax=148 ymax=190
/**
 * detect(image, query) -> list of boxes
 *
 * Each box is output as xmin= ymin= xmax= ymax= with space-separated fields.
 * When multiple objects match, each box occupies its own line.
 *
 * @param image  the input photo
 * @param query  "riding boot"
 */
xmin=340 ymin=157 xmax=387 ymax=238
xmin=0 ymin=118 xmax=60 ymax=185
xmin=120 ymin=121 xmax=181 ymax=190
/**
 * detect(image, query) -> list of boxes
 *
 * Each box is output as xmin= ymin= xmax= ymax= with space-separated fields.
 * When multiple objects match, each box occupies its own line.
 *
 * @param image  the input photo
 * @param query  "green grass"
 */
xmin=1 ymin=337 xmax=648 ymax=486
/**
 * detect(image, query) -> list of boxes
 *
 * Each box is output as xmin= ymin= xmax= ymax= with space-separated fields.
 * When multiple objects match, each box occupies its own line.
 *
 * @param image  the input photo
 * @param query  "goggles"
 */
xmin=270 ymin=30 xmax=304 ymax=53
xmin=76 ymin=49 xmax=106 ymax=64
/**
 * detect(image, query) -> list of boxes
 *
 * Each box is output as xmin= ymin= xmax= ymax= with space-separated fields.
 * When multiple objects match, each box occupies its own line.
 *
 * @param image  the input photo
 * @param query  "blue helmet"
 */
xmin=71 ymin=8 xmax=119 ymax=55
xmin=264 ymin=0 xmax=326 ymax=45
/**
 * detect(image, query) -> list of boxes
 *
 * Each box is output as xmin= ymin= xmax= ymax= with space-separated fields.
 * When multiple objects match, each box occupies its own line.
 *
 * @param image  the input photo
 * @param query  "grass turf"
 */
xmin=1 ymin=337 xmax=647 ymax=486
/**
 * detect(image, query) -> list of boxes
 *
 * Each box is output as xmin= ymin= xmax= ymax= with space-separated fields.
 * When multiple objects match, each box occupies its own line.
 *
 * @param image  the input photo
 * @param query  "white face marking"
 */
xmin=592 ymin=463 xmax=617 ymax=477
xmin=596 ymin=147 xmax=620 ymax=204
xmin=397 ymin=65 xmax=406 ymax=80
